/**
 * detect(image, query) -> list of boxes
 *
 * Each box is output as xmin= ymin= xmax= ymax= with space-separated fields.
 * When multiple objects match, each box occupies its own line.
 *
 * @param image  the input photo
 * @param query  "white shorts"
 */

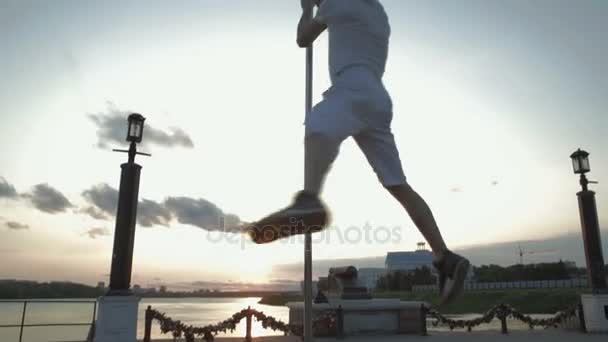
xmin=305 ymin=66 xmax=407 ymax=186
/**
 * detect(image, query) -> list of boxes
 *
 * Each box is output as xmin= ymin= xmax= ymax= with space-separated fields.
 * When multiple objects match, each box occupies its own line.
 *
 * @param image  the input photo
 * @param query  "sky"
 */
xmin=0 ymin=0 xmax=606 ymax=291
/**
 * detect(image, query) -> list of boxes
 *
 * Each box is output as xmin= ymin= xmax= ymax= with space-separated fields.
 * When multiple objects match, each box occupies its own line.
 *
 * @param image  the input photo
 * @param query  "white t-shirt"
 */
xmin=314 ymin=0 xmax=390 ymax=82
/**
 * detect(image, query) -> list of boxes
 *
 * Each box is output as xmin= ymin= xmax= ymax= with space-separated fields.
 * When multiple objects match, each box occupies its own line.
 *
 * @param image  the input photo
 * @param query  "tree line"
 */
xmin=0 ymin=280 xmax=295 ymax=299
xmin=0 ymin=280 xmax=104 ymax=299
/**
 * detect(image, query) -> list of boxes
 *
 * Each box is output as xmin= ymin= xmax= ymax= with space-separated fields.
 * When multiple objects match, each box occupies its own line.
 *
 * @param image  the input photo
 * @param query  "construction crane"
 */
xmin=518 ymin=244 xmax=557 ymax=265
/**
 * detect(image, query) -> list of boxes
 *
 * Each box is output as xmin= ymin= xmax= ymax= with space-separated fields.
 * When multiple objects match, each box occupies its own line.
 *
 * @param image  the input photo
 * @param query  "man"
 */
xmin=247 ymin=0 xmax=470 ymax=304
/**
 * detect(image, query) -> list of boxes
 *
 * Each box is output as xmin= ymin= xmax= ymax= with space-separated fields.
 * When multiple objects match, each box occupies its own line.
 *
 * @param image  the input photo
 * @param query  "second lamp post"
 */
xmin=108 ymin=113 xmax=151 ymax=295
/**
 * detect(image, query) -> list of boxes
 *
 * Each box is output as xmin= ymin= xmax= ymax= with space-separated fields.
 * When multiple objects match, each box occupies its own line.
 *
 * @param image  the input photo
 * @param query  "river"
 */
xmin=0 ymin=297 xmax=288 ymax=342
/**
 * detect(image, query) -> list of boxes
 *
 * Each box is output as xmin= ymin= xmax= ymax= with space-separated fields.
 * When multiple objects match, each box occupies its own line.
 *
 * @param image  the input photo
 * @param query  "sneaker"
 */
xmin=433 ymin=250 xmax=470 ymax=305
xmin=246 ymin=191 xmax=330 ymax=244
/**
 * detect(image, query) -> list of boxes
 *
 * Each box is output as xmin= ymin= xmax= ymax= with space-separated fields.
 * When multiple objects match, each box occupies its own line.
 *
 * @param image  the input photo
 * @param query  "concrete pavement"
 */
xmin=149 ymin=330 xmax=605 ymax=342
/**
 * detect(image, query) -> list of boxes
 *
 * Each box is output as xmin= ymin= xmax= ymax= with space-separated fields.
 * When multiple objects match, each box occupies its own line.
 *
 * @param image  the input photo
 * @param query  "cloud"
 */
xmin=138 ymin=199 xmax=171 ymax=227
xmin=0 ymin=177 xmax=18 ymax=199
xmin=82 ymin=184 xmax=172 ymax=228
xmin=88 ymin=104 xmax=194 ymax=149
xmin=22 ymin=184 xmax=73 ymax=214
xmin=85 ymin=227 xmax=110 ymax=239
xmin=145 ymin=127 xmax=194 ymax=149
xmin=164 ymin=197 xmax=242 ymax=232
xmin=80 ymin=206 xmax=109 ymax=220
xmin=0 ymin=248 xmax=20 ymax=254
xmin=6 ymin=221 xmax=29 ymax=230
xmin=82 ymin=184 xmax=118 ymax=217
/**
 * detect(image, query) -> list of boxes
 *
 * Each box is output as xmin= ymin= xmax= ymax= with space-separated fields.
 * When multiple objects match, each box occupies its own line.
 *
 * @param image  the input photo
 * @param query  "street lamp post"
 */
xmin=570 ymin=149 xmax=606 ymax=292
xmin=107 ymin=113 xmax=150 ymax=295
xmin=95 ymin=113 xmax=151 ymax=342
xmin=571 ymin=148 xmax=608 ymax=333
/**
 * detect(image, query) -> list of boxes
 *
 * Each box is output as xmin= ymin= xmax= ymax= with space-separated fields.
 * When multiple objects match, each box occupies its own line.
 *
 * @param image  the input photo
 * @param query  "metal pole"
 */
xmin=303 ymin=31 xmax=314 ymax=342
xmin=420 ymin=304 xmax=427 ymax=336
xmin=107 ymin=160 xmax=142 ymax=295
xmin=577 ymin=188 xmax=607 ymax=292
xmin=245 ymin=306 xmax=253 ymax=342
xmin=92 ymin=301 xmax=97 ymax=322
xmin=144 ymin=306 xmax=152 ymax=342
xmin=19 ymin=301 xmax=27 ymax=342
xmin=336 ymin=305 xmax=344 ymax=339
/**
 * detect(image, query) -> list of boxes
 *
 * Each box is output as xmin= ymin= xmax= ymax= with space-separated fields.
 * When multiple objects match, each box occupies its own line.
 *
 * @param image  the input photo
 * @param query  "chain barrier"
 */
xmin=425 ymin=303 xmax=579 ymax=332
xmin=146 ymin=302 xmax=580 ymax=340
xmin=147 ymin=306 xmax=336 ymax=342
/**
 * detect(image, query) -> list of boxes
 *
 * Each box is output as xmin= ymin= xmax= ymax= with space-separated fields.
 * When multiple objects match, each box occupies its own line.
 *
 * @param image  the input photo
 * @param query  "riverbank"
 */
xmin=259 ymin=288 xmax=586 ymax=314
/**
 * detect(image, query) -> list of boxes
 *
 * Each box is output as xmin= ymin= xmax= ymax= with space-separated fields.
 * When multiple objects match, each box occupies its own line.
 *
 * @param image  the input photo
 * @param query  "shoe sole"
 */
xmin=246 ymin=209 xmax=330 ymax=244
xmin=440 ymin=258 xmax=470 ymax=306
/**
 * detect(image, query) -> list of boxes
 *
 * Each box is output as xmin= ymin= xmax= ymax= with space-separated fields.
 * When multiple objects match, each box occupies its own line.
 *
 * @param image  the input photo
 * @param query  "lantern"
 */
xmin=570 ymin=149 xmax=590 ymax=175
xmin=126 ymin=113 xmax=145 ymax=143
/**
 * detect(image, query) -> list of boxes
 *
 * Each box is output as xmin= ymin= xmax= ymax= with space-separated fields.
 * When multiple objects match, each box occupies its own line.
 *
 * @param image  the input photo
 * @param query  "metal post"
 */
xmin=577 ymin=188 xmax=607 ymax=292
xmin=108 ymin=159 xmax=142 ymax=295
xmin=87 ymin=301 xmax=97 ymax=342
xmin=92 ymin=301 xmax=97 ymax=322
xmin=499 ymin=305 xmax=508 ymax=334
xmin=144 ymin=306 xmax=152 ymax=342
xmin=336 ymin=305 xmax=344 ymax=339
xmin=578 ymin=300 xmax=587 ymax=333
xmin=245 ymin=306 xmax=253 ymax=342
xmin=303 ymin=8 xmax=315 ymax=342
xmin=420 ymin=304 xmax=428 ymax=336
xmin=500 ymin=316 xmax=508 ymax=334
xmin=19 ymin=301 xmax=27 ymax=342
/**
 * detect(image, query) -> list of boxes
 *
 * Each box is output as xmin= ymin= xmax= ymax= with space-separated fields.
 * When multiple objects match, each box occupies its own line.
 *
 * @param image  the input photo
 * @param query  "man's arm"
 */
xmin=297 ymin=1 xmax=327 ymax=48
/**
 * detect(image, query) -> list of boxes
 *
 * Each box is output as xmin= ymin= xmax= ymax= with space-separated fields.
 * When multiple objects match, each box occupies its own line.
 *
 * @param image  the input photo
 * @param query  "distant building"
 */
xmin=96 ymin=282 xmax=105 ymax=291
xmin=385 ymin=245 xmax=434 ymax=272
xmin=159 ymin=285 xmax=167 ymax=294
xmin=357 ymin=268 xmax=387 ymax=291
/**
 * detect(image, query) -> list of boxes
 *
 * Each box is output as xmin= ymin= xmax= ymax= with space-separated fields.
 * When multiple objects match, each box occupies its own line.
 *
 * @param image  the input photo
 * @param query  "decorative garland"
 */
xmin=149 ymin=303 xmax=578 ymax=340
xmin=425 ymin=303 xmax=579 ymax=332
xmin=149 ymin=307 xmax=336 ymax=342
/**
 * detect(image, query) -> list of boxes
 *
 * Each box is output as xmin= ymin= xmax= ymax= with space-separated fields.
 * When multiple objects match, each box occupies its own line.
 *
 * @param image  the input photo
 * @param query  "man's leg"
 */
xmin=304 ymin=133 xmax=340 ymax=195
xmin=354 ymin=128 xmax=448 ymax=258
xmin=386 ymin=183 xmax=447 ymax=260
xmin=355 ymin=128 xmax=469 ymax=304
xmin=304 ymin=90 xmax=362 ymax=195
xmin=385 ymin=182 xmax=470 ymax=304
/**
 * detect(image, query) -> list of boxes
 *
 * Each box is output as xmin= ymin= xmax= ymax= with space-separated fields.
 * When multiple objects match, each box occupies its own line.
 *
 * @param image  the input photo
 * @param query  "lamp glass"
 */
xmin=572 ymin=158 xmax=581 ymax=174
xmin=126 ymin=114 xmax=145 ymax=142
xmin=128 ymin=123 xmax=137 ymax=139
xmin=580 ymin=157 xmax=590 ymax=173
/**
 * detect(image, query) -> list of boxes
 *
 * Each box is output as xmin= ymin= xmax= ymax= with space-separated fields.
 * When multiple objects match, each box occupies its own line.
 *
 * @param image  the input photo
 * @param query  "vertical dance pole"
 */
xmin=304 ymin=26 xmax=314 ymax=342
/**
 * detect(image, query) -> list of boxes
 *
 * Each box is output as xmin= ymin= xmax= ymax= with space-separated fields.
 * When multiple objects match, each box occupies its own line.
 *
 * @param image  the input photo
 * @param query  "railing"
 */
xmin=0 ymin=300 xmax=97 ymax=342
xmin=143 ymin=305 xmax=338 ymax=342
xmin=413 ymin=278 xmax=589 ymax=292
xmin=144 ymin=302 xmax=583 ymax=341
xmin=424 ymin=302 xmax=584 ymax=334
